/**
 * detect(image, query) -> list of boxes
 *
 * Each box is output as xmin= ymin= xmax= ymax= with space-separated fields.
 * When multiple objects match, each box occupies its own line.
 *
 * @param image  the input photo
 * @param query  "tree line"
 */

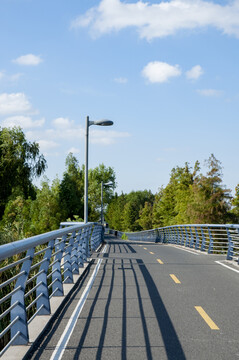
xmin=105 ymin=154 xmax=239 ymax=231
xmin=1 ymin=126 xmax=239 ymax=243
xmin=0 ymin=127 xmax=116 ymax=244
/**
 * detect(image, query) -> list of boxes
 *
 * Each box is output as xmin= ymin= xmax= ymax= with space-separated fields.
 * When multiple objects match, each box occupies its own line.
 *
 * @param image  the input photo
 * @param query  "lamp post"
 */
xmin=84 ymin=116 xmax=113 ymax=223
xmin=101 ymin=181 xmax=113 ymax=225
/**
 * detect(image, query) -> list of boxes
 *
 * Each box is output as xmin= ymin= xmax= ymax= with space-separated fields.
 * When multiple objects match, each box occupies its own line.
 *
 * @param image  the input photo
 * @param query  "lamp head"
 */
xmin=89 ymin=119 xmax=113 ymax=127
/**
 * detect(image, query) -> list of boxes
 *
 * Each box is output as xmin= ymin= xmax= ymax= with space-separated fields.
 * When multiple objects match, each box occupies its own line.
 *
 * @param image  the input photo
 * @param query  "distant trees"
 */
xmin=0 ymin=127 xmax=116 ymax=243
xmin=106 ymin=190 xmax=154 ymax=231
xmin=106 ymin=154 xmax=236 ymax=232
xmin=0 ymin=125 xmax=239 ymax=241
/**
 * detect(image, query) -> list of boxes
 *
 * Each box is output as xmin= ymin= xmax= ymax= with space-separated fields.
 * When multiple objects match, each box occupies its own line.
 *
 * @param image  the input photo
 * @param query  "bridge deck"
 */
xmin=25 ymin=236 xmax=239 ymax=360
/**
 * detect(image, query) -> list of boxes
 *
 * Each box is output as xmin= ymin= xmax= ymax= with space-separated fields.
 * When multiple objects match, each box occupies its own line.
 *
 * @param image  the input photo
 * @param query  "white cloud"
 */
xmin=67 ymin=147 xmax=81 ymax=154
xmin=1 ymin=116 xmax=45 ymax=129
xmin=90 ymin=129 xmax=131 ymax=145
xmin=186 ymin=65 xmax=204 ymax=80
xmin=142 ymin=61 xmax=181 ymax=83
xmin=197 ymin=89 xmax=223 ymax=97
xmin=72 ymin=0 xmax=239 ymax=40
xmin=38 ymin=139 xmax=59 ymax=151
xmin=114 ymin=77 xmax=128 ymax=84
xmin=0 ymin=93 xmax=33 ymax=115
xmin=0 ymin=71 xmax=23 ymax=83
xmin=13 ymin=54 xmax=43 ymax=66
xmin=52 ymin=117 xmax=74 ymax=129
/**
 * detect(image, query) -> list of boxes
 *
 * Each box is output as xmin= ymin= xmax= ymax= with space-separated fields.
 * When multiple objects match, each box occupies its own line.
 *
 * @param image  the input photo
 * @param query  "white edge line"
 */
xmin=50 ymin=244 xmax=107 ymax=360
xmin=215 ymin=260 xmax=239 ymax=274
xmin=171 ymin=245 xmax=200 ymax=255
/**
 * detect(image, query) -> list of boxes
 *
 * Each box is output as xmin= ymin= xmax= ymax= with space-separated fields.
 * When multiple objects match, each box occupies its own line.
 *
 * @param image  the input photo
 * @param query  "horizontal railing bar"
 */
xmin=0 ymin=270 xmax=26 ymax=290
xmin=26 ymin=269 xmax=44 ymax=285
xmin=0 ymin=316 xmax=19 ymax=339
xmin=0 ymin=331 xmax=21 ymax=357
xmin=30 ymin=258 xmax=48 ymax=271
xmin=0 ymin=223 xmax=94 ymax=261
xmin=24 ymin=281 xmax=43 ymax=298
xmin=0 ymin=301 xmax=19 ymax=321
xmin=47 ymin=268 xmax=58 ymax=278
xmin=25 ymin=293 xmax=43 ymax=311
xmin=27 ymin=305 xmax=44 ymax=325
xmin=0 ymin=285 xmax=22 ymax=305
xmin=34 ymin=246 xmax=52 ymax=257
xmin=47 ymin=278 xmax=58 ymax=289
xmin=0 ymin=255 xmax=31 ymax=274
xmin=49 ymin=287 xmax=60 ymax=298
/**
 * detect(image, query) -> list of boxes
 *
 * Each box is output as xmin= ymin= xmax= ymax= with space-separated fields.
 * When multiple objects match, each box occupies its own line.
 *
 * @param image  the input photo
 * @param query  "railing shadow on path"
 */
xmin=22 ymin=260 xmax=103 ymax=360
xmin=23 ymin=241 xmax=186 ymax=360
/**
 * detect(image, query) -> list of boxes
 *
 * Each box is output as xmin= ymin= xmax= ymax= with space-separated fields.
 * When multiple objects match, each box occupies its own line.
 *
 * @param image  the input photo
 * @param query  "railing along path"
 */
xmin=116 ymin=224 xmax=239 ymax=263
xmin=0 ymin=222 xmax=103 ymax=356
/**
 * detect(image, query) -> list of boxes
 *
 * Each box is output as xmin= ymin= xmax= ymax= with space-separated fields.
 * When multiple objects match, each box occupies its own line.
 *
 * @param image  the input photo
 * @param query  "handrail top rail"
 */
xmin=0 ymin=222 xmax=96 ymax=262
xmin=117 ymin=223 xmax=239 ymax=235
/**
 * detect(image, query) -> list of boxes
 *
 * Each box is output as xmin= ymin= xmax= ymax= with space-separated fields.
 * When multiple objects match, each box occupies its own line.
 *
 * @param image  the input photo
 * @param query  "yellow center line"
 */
xmin=138 ymin=245 xmax=142 ymax=247
xmin=143 ymin=247 xmax=147 ymax=250
xmin=149 ymin=251 xmax=154 ymax=254
xmin=170 ymin=274 xmax=181 ymax=284
xmin=195 ymin=306 xmax=219 ymax=330
xmin=157 ymin=258 xmax=164 ymax=264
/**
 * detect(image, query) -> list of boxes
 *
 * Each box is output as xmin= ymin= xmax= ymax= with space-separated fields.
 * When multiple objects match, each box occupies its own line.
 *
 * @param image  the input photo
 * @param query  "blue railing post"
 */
xmin=36 ymin=239 xmax=54 ymax=315
xmin=195 ymin=226 xmax=200 ymax=250
xmin=52 ymin=235 xmax=65 ymax=296
xmin=63 ymin=231 xmax=75 ymax=283
xmin=10 ymin=248 xmax=35 ymax=345
xmin=208 ymin=227 xmax=213 ymax=254
xmin=226 ymin=227 xmax=234 ymax=260
xmin=180 ymin=227 xmax=185 ymax=246
xmin=72 ymin=231 xmax=80 ymax=274
xmin=189 ymin=227 xmax=195 ymax=248
xmin=176 ymin=227 xmax=180 ymax=244
xmin=200 ymin=227 xmax=206 ymax=252
xmin=185 ymin=226 xmax=190 ymax=247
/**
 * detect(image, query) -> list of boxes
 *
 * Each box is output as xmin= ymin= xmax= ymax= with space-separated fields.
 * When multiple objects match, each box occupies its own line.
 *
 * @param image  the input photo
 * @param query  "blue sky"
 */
xmin=0 ymin=0 xmax=239 ymax=195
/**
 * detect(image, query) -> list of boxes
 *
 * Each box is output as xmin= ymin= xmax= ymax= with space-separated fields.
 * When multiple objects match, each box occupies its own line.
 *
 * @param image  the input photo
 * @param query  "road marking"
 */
xmin=50 ymin=245 xmax=107 ymax=360
xmin=195 ymin=306 xmax=219 ymax=330
xmin=157 ymin=258 xmax=164 ymax=264
xmin=215 ymin=260 xmax=239 ymax=274
xmin=143 ymin=247 xmax=147 ymax=250
xmin=170 ymin=274 xmax=181 ymax=284
xmin=149 ymin=251 xmax=154 ymax=254
xmin=138 ymin=245 xmax=142 ymax=247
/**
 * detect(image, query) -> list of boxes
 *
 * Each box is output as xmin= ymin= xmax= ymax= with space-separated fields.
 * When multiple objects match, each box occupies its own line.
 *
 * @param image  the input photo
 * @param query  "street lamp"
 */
xmin=84 ymin=116 xmax=113 ymax=223
xmin=101 ymin=181 xmax=114 ymax=225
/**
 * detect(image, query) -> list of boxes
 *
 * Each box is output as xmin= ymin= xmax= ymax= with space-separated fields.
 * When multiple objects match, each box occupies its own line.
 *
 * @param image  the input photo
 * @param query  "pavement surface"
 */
xmin=24 ymin=235 xmax=239 ymax=360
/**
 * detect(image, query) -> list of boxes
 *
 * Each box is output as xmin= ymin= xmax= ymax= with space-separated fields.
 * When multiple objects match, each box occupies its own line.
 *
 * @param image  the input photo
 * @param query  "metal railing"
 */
xmin=0 ymin=222 xmax=103 ymax=356
xmin=115 ymin=224 xmax=239 ymax=263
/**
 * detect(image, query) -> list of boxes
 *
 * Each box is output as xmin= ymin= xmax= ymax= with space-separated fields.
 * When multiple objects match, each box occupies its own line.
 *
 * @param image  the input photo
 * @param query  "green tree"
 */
xmin=137 ymin=201 xmax=153 ymax=230
xmin=187 ymin=154 xmax=231 ymax=223
xmin=0 ymin=127 xmax=46 ymax=218
xmin=59 ymin=153 xmax=84 ymax=220
xmin=88 ymin=163 xmax=116 ymax=221
xmin=106 ymin=193 xmax=127 ymax=230
xmin=29 ymin=177 xmax=63 ymax=235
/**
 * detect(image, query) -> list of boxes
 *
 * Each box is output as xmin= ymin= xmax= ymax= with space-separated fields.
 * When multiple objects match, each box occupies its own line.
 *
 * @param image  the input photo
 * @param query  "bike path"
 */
xmin=26 ymin=236 xmax=239 ymax=360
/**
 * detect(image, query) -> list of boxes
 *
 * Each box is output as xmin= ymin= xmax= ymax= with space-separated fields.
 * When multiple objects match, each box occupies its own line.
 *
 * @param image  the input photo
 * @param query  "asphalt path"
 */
xmin=26 ymin=236 xmax=239 ymax=360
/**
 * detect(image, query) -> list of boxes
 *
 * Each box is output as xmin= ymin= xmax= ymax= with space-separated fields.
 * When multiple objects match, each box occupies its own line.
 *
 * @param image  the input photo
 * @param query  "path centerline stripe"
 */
xmin=195 ymin=306 xmax=219 ymax=330
xmin=170 ymin=274 xmax=181 ymax=284
xmin=50 ymin=245 xmax=108 ymax=360
xmin=149 ymin=251 xmax=154 ymax=254
xmin=143 ymin=247 xmax=147 ymax=250
xmin=157 ymin=258 xmax=164 ymax=264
